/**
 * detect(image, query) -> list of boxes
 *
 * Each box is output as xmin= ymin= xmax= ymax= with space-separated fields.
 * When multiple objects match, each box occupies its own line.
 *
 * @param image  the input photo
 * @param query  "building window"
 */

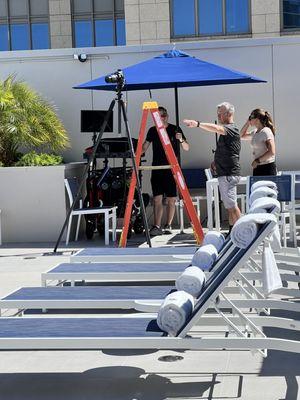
xmin=0 ymin=0 xmax=49 ymax=51
xmin=171 ymin=0 xmax=250 ymax=38
xmin=72 ymin=0 xmax=126 ymax=47
xmin=282 ymin=0 xmax=300 ymax=30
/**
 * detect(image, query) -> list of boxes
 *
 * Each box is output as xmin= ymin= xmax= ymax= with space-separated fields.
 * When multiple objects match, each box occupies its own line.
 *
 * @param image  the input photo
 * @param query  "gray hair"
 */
xmin=217 ymin=102 xmax=235 ymax=114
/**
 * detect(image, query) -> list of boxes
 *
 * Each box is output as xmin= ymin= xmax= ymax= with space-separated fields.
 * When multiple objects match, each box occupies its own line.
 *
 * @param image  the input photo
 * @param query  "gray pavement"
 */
xmin=0 ymin=231 xmax=299 ymax=400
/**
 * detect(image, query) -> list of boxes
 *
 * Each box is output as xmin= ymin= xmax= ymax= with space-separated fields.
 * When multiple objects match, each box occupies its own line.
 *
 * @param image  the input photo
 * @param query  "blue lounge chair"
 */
xmin=0 ymin=214 xmax=299 ymax=354
xmin=1 ymin=239 xmax=233 ymax=313
xmin=1 ymin=217 xmax=299 ymax=314
xmin=70 ymin=246 xmax=199 ymax=263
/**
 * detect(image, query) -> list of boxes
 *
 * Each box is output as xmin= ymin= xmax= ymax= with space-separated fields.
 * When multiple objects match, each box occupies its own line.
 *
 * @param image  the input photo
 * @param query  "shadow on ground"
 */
xmin=0 ymin=366 xmax=220 ymax=400
xmin=260 ymin=309 xmax=300 ymax=400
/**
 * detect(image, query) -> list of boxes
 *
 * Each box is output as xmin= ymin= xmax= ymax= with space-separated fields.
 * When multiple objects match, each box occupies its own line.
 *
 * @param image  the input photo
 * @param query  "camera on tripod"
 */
xmin=105 ymin=69 xmax=124 ymax=84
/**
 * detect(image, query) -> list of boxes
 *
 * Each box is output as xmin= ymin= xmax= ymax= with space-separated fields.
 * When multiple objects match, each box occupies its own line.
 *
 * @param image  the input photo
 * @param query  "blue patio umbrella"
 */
xmin=74 ymin=49 xmax=266 ymax=127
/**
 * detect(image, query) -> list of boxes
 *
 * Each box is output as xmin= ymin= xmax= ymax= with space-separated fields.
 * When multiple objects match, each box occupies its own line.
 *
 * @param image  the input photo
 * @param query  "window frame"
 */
xmin=280 ymin=0 xmax=300 ymax=32
xmin=170 ymin=0 xmax=251 ymax=39
xmin=71 ymin=0 xmax=125 ymax=47
xmin=0 ymin=0 xmax=49 ymax=51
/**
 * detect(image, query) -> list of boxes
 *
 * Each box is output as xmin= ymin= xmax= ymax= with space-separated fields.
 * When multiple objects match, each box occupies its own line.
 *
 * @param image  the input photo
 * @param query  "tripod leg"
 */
xmin=66 ymin=214 xmax=72 ymax=245
xmin=120 ymin=100 xmax=151 ymax=247
xmin=53 ymin=99 xmax=116 ymax=252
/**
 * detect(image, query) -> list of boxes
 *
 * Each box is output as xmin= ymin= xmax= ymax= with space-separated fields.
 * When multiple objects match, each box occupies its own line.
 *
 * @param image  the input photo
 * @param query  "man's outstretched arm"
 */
xmin=183 ymin=119 xmax=226 ymax=135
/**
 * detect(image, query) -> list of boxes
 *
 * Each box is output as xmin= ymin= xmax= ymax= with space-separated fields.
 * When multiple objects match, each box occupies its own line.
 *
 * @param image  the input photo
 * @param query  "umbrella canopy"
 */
xmin=74 ymin=49 xmax=266 ymax=91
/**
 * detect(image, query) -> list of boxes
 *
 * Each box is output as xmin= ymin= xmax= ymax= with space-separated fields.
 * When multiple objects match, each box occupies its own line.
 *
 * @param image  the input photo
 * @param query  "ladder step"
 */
xmin=139 ymin=165 xmax=172 ymax=171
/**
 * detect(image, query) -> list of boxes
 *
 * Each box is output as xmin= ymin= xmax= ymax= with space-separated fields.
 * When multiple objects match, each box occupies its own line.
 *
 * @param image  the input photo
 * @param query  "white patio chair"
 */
xmin=205 ymin=168 xmax=246 ymax=230
xmin=175 ymin=168 xmax=207 ymax=232
xmin=64 ymin=178 xmax=117 ymax=246
xmin=280 ymin=171 xmax=300 ymax=246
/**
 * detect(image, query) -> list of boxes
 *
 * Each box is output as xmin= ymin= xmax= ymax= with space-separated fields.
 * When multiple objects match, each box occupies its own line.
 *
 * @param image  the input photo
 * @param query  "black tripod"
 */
xmin=54 ymin=72 xmax=151 ymax=252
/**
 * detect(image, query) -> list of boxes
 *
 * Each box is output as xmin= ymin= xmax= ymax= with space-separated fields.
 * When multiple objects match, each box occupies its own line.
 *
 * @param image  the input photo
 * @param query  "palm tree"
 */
xmin=0 ymin=75 xmax=69 ymax=166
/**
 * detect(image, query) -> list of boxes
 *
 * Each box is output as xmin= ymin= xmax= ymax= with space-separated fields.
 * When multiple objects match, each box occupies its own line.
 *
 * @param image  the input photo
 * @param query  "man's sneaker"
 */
xmin=149 ymin=225 xmax=163 ymax=236
xmin=163 ymin=224 xmax=172 ymax=234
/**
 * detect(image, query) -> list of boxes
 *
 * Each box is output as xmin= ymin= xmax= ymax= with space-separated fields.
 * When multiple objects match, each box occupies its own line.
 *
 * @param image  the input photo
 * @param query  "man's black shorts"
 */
xmin=151 ymin=169 xmax=177 ymax=197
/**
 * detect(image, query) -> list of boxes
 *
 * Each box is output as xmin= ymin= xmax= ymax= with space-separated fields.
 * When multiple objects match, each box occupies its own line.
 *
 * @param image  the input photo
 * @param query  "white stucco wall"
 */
xmin=0 ymin=36 xmax=299 ymax=187
xmin=0 ymin=163 xmax=85 ymax=243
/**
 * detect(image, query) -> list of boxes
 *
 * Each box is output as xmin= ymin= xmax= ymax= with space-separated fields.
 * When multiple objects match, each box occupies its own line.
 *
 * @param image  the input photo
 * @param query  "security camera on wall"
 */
xmin=73 ymin=53 xmax=87 ymax=62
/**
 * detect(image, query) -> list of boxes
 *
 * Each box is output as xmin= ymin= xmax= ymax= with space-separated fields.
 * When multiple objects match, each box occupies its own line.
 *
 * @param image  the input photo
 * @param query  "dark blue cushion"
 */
xmin=182 ymin=168 xmax=206 ymax=189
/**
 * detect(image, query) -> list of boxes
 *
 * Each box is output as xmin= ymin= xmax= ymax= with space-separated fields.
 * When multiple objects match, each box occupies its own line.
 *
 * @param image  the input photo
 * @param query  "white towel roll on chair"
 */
xmin=203 ymin=231 xmax=225 ymax=252
xmin=231 ymin=213 xmax=278 ymax=248
xmin=191 ymin=244 xmax=218 ymax=270
xmin=157 ymin=290 xmax=194 ymax=336
xmin=251 ymin=180 xmax=278 ymax=192
xmin=175 ymin=266 xmax=206 ymax=298
xmin=249 ymin=197 xmax=282 ymax=251
xmin=249 ymin=187 xmax=278 ymax=207
xmin=249 ymin=197 xmax=281 ymax=215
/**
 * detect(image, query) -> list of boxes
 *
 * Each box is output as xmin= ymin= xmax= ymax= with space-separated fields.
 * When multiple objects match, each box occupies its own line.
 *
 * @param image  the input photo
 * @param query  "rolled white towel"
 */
xmin=231 ymin=213 xmax=277 ymax=248
xmin=157 ymin=290 xmax=194 ymax=336
xmin=249 ymin=187 xmax=278 ymax=206
xmin=249 ymin=197 xmax=281 ymax=215
xmin=251 ymin=180 xmax=277 ymax=192
xmin=191 ymin=244 xmax=218 ymax=270
xmin=175 ymin=266 xmax=206 ymax=298
xmin=262 ymin=241 xmax=283 ymax=296
xmin=203 ymin=231 xmax=225 ymax=252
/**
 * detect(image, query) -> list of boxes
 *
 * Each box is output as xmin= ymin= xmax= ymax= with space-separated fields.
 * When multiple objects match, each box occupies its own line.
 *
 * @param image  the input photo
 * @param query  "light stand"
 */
xmin=54 ymin=71 xmax=151 ymax=252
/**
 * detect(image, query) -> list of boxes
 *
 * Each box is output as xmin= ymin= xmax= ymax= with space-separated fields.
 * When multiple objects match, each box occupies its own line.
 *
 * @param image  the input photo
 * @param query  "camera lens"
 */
xmin=105 ymin=70 xmax=124 ymax=84
xmin=105 ymin=74 xmax=118 ymax=83
xmin=112 ymin=179 xmax=122 ymax=190
xmin=101 ymin=182 xmax=109 ymax=191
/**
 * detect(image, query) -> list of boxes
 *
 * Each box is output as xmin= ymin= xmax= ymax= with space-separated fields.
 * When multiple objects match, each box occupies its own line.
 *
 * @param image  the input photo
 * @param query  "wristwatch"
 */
xmin=197 ymin=121 xmax=201 ymax=127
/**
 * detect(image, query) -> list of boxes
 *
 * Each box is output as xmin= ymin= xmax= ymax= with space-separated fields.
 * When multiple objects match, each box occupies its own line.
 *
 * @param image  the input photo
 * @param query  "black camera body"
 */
xmin=105 ymin=69 xmax=124 ymax=84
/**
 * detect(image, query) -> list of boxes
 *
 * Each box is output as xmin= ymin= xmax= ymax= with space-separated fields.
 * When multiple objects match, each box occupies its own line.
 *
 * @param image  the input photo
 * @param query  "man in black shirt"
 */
xmin=183 ymin=102 xmax=241 ymax=232
xmin=142 ymin=106 xmax=189 ymax=236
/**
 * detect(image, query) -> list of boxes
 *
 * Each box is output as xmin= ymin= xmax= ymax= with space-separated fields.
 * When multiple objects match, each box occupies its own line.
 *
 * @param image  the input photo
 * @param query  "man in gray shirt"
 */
xmin=183 ymin=102 xmax=241 ymax=232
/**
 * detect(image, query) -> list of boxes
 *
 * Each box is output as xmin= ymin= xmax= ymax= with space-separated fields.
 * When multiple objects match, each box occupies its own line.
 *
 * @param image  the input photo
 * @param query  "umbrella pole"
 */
xmin=175 ymin=85 xmax=179 ymax=129
xmin=174 ymin=85 xmax=181 ymax=166
xmin=174 ymin=85 xmax=185 ymax=233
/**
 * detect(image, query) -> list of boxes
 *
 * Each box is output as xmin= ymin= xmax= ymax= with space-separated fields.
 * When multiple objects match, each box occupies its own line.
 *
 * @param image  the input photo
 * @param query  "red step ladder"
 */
xmin=119 ymin=101 xmax=204 ymax=247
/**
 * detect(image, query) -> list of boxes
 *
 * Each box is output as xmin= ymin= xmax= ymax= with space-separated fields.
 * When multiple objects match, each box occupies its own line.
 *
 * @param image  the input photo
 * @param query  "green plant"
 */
xmin=0 ymin=75 xmax=69 ymax=166
xmin=15 ymin=151 xmax=63 ymax=166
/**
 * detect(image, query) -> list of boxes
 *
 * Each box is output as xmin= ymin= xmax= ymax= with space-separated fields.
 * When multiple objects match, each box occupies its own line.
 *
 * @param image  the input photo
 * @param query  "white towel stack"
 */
xmin=191 ymin=244 xmax=218 ymax=270
xmin=230 ymin=213 xmax=277 ymax=248
xmin=249 ymin=187 xmax=278 ymax=207
xmin=157 ymin=290 xmax=194 ymax=336
xmin=175 ymin=266 xmax=206 ymax=298
xmin=262 ymin=241 xmax=283 ymax=296
xmin=251 ymin=180 xmax=277 ymax=192
xmin=249 ymin=197 xmax=281 ymax=215
xmin=203 ymin=231 xmax=225 ymax=252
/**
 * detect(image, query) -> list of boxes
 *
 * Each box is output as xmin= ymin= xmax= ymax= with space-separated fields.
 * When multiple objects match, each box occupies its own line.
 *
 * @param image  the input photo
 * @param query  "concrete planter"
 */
xmin=0 ymin=162 xmax=85 ymax=243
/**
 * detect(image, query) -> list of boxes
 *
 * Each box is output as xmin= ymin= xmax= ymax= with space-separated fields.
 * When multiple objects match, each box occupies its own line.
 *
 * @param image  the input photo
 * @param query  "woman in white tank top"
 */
xmin=240 ymin=108 xmax=277 ymax=176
